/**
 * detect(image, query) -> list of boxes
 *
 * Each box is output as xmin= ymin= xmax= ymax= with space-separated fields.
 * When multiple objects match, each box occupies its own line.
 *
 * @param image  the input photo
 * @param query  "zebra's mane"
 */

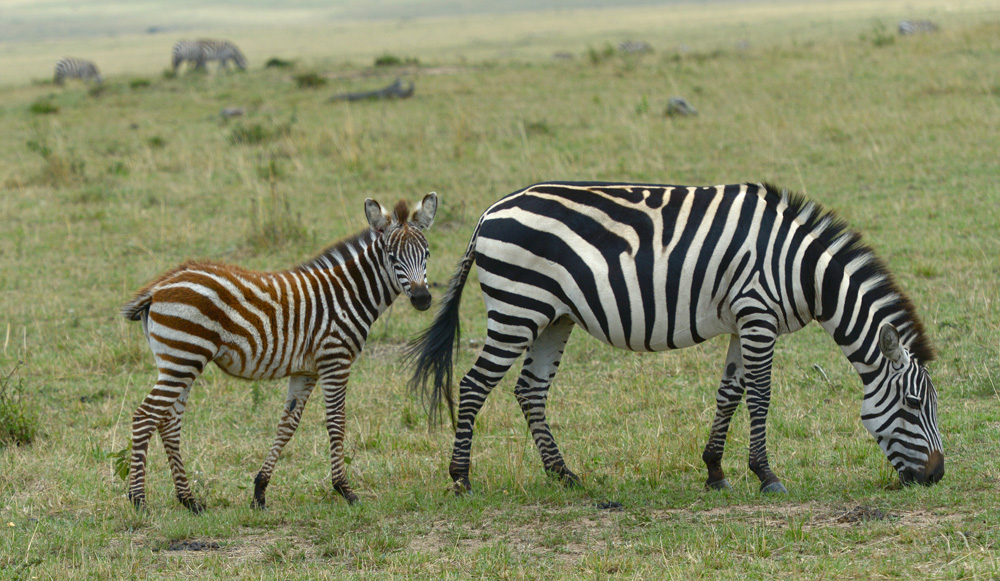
xmin=295 ymin=229 xmax=377 ymax=272
xmin=762 ymin=182 xmax=936 ymax=363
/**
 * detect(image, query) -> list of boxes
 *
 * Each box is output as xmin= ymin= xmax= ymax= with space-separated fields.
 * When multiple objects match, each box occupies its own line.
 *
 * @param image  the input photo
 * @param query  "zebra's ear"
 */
xmin=878 ymin=324 xmax=904 ymax=364
xmin=412 ymin=192 xmax=438 ymax=230
xmin=365 ymin=198 xmax=390 ymax=233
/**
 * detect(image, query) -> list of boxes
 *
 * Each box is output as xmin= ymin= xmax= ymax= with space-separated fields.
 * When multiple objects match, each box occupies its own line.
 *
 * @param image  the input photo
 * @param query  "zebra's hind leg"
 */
xmin=157 ymin=384 xmax=205 ymax=513
xmin=702 ymin=335 xmax=746 ymax=491
xmin=513 ymin=317 xmax=580 ymax=487
xmin=252 ymin=375 xmax=317 ymax=510
xmin=128 ymin=375 xmax=197 ymax=511
xmin=449 ymin=327 xmax=534 ymax=495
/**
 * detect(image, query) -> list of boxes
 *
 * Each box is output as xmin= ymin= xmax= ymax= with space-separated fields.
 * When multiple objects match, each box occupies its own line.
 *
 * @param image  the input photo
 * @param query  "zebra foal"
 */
xmin=408 ymin=182 xmax=943 ymax=496
xmin=54 ymin=57 xmax=103 ymax=85
xmin=122 ymin=193 xmax=437 ymax=512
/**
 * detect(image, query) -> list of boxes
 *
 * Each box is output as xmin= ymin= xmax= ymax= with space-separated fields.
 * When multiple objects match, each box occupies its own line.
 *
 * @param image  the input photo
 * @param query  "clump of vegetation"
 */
xmin=129 ymin=78 xmax=152 ymax=89
xmin=147 ymin=135 xmax=166 ymax=149
xmin=88 ymin=84 xmax=107 ymax=97
xmin=29 ymin=99 xmax=58 ymax=115
xmin=161 ymin=69 xmax=177 ymax=79
xmin=227 ymin=117 xmax=294 ymax=146
xmin=246 ymin=162 xmax=307 ymax=251
xmin=293 ymin=72 xmax=327 ymax=89
xmin=265 ymin=57 xmax=295 ymax=69
xmin=0 ymin=363 xmax=39 ymax=448
xmin=862 ymin=20 xmax=896 ymax=47
xmin=25 ymin=135 xmax=86 ymax=186
xmin=586 ymin=43 xmax=617 ymax=65
xmin=374 ymin=53 xmax=419 ymax=67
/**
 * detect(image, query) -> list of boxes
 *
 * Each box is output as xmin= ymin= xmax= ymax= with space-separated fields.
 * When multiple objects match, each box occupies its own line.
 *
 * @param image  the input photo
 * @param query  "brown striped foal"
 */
xmin=122 ymin=193 xmax=437 ymax=512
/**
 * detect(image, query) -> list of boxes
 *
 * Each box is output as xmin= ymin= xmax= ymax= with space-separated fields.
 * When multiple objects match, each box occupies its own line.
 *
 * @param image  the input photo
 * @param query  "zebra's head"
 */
xmin=365 ymin=193 xmax=438 ymax=311
xmin=862 ymin=324 xmax=944 ymax=486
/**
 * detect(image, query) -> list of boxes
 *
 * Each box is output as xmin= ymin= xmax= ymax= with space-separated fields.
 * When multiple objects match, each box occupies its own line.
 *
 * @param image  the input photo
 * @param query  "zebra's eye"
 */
xmin=387 ymin=252 xmax=397 ymax=262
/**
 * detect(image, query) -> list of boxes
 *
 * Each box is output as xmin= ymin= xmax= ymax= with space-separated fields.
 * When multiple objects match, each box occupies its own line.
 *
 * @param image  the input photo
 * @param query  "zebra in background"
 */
xmin=408 ymin=182 xmax=943 ymax=497
xmin=122 ymin=193 xmax=438 ymax=512
xmin=172 ymin=39 xmax=247 ymax=73
xmin=898 ymin=20 xmax=939 ymax=35
xmin=54 ymin=57 xmax=103 ymax=85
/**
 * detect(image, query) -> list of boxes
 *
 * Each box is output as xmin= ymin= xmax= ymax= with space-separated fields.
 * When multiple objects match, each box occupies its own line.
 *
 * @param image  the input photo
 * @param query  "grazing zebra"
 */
xmin=122 ymin=193 xmax=438 ymax=512
xmin=54 ymin=57 xmax=103 ymax=85
xmin=408 ymin=182 xmax=944 ymax=496
xmin=172 ymin=39 xmax=247 ymax=73
xmin=898 ymin=20 xmax=939 ymax=35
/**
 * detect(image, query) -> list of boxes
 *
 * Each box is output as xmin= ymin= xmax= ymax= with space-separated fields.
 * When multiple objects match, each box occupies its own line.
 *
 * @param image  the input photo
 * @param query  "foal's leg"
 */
xmin=157 ymin=384 xmax=203 ymax=512
xmin=252 ymin=375 xmax=317 ymax=509
xmin=316 ymin=341 xmax=359 ymax=504
xmin=512 ymin=317 xmax=579 ymax=486
xmin=701 ymin=335 xmax=746 ymax=490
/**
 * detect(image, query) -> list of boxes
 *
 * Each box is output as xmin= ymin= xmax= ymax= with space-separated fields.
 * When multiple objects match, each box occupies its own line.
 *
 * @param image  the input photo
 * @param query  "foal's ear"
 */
xmin=411 ymin=192 xmax=438 ymax=230
xmin=878 ymin=324 xmax=904 ymax=364
xmin=365 ymin=198 xmax=390 ymax=233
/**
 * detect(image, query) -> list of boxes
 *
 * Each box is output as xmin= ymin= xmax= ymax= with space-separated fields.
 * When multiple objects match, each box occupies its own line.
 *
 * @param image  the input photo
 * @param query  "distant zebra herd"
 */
xmin=53 ymin=38 xmax=247 ymax=87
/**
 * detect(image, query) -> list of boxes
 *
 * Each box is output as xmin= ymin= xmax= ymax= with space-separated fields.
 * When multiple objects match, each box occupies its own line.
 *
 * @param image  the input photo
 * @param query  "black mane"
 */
xmin=762 ymin=183 xmax=936 ymax=363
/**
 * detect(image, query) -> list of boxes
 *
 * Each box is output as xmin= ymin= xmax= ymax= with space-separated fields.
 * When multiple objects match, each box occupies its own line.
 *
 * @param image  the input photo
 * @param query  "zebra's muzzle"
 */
xmin=409 ymin=285 xmax=432 ymax=311
xmin=899 ymin=449 xmax=945 ymax=486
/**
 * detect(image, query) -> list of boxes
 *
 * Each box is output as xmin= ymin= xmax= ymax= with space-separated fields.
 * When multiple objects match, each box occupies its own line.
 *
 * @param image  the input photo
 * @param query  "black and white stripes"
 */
xmin=408 ymin=181 xmax=943 ymax=495
xmin=172 ymin=39 xmax=248 ymax=73
xmin=54 ymin=57 xmax=103 ymax=85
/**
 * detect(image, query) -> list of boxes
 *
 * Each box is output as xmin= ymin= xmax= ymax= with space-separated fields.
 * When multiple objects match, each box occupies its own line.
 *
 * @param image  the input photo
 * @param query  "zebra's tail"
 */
xmin=121 ymin=291 xmax=152 ymax=322
xmin=405 ymin=221 xmax=483 ymax=431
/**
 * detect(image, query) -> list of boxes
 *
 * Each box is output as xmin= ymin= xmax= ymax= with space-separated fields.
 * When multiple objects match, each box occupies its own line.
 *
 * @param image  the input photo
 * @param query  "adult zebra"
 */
xmin=172 ymin=39 xmax=247 ymax=72
xmin=54 ymin=57 xmax=103 ymax=85
xmin=122 ymin=193 xmax=437 ymax=512
xmin=408 ymin=182 xmax=943 ymax=496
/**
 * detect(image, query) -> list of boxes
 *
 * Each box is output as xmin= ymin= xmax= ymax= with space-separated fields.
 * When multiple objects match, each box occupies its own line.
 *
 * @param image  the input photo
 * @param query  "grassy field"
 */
xmin=2 ymin=0 xmax=1000 ymax=578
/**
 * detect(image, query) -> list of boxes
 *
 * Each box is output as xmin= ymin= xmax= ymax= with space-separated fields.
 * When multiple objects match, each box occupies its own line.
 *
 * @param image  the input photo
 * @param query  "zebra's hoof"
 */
xmin=760 ymin=481 xmax=788 ymax=494
xmin=707 ymin=478 xmax=732 ymax=491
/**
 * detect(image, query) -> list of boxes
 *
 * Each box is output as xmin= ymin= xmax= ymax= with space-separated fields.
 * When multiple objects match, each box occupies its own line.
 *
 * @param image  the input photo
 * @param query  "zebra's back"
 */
xmin=473 ymin=182 xmax=816 ymax=351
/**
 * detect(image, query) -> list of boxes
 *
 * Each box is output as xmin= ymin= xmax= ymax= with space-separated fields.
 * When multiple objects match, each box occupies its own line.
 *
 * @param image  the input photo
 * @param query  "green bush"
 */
xmin=29 ymin=99 xmax=58 ymax=115
xmin=0 ymin=363 xmax=39 ymax=448
xmin=293 ymin=72 xmax=327 ymax=89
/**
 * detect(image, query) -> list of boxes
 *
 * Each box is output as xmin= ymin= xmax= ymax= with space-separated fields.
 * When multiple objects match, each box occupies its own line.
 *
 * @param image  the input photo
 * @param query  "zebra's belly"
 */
xmin=580 ymin=311 xmax=736 ymax=352
xmin=213 ymin=343 xmax=316 ymax=380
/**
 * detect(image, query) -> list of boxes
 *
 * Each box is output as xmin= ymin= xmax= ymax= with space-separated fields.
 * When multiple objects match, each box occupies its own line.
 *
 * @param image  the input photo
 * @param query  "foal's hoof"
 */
xmin=760 ymin=481 xmax=789 ymax=494
xmin=180 ymin=497 xmax=205 ymax=514
xmin=706 ymin=478 xmax=732 ymax=491
xmin=559 ymin=470 xmax=582 ymax=488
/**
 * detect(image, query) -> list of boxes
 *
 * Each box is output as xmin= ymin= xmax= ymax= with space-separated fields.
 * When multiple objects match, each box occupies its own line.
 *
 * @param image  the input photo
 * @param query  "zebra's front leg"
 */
xmin=252 ymin=375 xmax=317 ymax=510
xmin=513 ymin=317 xmax=580 ymax=487
xmin=318 ymin=350 xmax=359 ymax=505
xmin=157 ymin=385 xmax=204 ymax=513
xmin=702 ymin=335 xmax=746 ymax=491
xmin=739 ymin=323 xmax=787 ymax=494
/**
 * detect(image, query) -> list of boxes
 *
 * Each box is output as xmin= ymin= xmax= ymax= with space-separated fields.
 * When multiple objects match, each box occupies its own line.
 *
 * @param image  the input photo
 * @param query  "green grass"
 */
xmin=2 ymin=1 xmax=1000 ymax=578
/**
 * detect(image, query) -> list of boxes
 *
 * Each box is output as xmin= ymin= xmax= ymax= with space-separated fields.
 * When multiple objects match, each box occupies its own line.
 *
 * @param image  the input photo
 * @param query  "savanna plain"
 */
xmin=1 ymin=0 xmax=999 ymax=578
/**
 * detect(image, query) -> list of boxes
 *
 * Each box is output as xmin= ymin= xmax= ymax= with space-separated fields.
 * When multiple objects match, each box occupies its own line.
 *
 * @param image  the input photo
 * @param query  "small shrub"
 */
xmin=29 ymin=99 xmax=58 ymax=115
xmin=227 ymin=118 xmax=294 ymax=146
xmin=0 ymin=363 xmax=39 ymax=448
xmin=586 ymin=43 xmax=617 ymax=65
xmin=129 ymin=78 xmax=151 ymax=89
xmin=293 ymin=72 xmax=327 ymax=89
xmin=265 ymin=57 xmax=295 ymax=69
xmin=862 ymin=20 xmax=896 ymax=47
xmin=374 ymin=53 xmax=419 ymax=67
xmin=147 ymin=135 xmax=166 ymax=149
